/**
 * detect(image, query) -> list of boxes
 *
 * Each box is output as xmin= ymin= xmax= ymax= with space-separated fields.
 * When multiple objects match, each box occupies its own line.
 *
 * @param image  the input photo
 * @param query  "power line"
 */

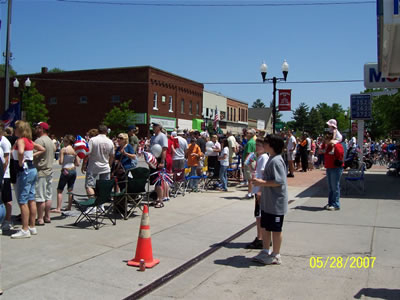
xmin=56 ymin=0 xmax=375 ymax=7
xmin=30 ymin=77 xmax=364 ymax=85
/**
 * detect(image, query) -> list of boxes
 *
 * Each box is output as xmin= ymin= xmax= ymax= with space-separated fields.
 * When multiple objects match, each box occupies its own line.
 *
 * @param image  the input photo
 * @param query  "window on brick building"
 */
xmin=196 ymin=103 xmax=199 ymax=115
xmin=189 ymin=101 xmax=193 ymax=115
xmin=238 ymin=108 xmax=241 ymax=121
xmin=162 ymin=95 xmax=166 ymax=103
xmin=79 ymin=96 xmax=88 ymax=104
xmin=234 ymin=108 xmax=236 ymax=122
xmin=169 ymin=96 xmax=173 ymax=112
xmin=153 ymin=92 xmax=158 ymax=110
xmin=48 ymin=97 xmax=57 ymax=105
xmin=111 ymin=95 xmax=120 ymax=103
xmin=181 ymin=99 xmax=185 ymax=114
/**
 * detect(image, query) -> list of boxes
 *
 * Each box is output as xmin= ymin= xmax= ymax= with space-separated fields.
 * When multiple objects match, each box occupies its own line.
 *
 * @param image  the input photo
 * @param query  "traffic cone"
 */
xmin=127 ymin=205 xmax=160 ymax=268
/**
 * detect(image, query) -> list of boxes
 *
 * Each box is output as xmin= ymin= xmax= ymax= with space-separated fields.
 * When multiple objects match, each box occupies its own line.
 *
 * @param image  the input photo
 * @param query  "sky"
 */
xmin=0 ymin=0 xmax=378 ymax=121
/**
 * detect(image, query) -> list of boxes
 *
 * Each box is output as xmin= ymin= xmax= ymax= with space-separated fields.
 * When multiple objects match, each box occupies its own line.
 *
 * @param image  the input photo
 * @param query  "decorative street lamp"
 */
xmin=13 ymin=77 xmax=32 ymax=120
xmin=260 ymin=59 xmax=289 ymax=134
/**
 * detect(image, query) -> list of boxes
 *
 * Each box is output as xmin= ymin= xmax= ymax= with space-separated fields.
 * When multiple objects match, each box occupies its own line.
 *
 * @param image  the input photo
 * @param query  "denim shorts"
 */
xmin=16 ymin=168 xmax=38 ymax=205
xmin=57 ymin=169 xmax=77 ymax=191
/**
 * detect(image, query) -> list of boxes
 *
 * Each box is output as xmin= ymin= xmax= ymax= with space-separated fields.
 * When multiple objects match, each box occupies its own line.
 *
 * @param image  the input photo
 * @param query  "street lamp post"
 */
xmin=260 ymin=60 xmax=289 ymax=134
xmin=13 ymin=77 xmax=31 ymax=120
xmin=344 ymin=110 xmax=351 ymax=139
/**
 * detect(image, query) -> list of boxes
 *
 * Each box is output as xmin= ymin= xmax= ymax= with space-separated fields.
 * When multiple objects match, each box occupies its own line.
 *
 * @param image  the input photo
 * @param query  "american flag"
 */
xmin=213 ymin=106 xmax=219 ymax=129
xmin=74 ymin=135 xmax=89 ymax=159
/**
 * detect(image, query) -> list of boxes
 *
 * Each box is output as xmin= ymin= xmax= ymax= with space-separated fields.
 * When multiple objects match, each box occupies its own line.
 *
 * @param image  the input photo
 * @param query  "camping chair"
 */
xmin=185 ymin=167 xmax=207 ymax=193
xmin=171 ymin=168 xmax=186 ymax=197
xmin=227 ymin=156 xmax=241 ymax=184
xmin=72 ymin=179 xmax=116 ymax=230
xmin=344 ymin=162 xmax=366 ymax=194
xmin=113 ymin=167 xmax=150 ymax=220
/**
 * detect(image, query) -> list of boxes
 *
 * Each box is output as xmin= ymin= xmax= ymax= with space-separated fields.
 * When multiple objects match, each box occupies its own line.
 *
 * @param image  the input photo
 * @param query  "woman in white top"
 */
xmin=217 ymin=138 xmax=229 ymax=191
xmin=52 ymin=135 xmax=80 ymax=213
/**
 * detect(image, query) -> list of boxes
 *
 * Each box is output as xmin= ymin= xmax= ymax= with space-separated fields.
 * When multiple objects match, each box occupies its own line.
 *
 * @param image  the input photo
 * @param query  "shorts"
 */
xmin=243 ymin=164 xmax=253 ymax=181
xmin=16 ymin=168 xmax=37 ymax=205
xmin=85 ymin=172 xmax=110 ymax=189
xmin=287 ymin=150 xmax=295 ymax=161
xmin=57 ymin=169 xmax=77 ymax=191
xmin=261 ymin=211 xmax=284 ymax=232
xmin=254 ymin=195 xmax=261 ymax=218
xmin=172 ymin=159 xmax=185 ymax=171
xmin=35 ymin=174 xmax=53 ymax=202
xmin=1 ymin=178 xmax=12 ymax=203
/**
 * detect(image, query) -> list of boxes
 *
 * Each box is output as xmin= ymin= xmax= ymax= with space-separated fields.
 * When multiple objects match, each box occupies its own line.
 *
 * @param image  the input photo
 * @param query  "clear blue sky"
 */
xmin=0 ymin=0 xmax=377 ymax=121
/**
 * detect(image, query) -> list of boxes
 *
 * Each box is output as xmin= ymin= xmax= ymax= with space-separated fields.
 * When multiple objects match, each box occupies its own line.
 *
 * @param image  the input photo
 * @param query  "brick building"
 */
xmin=0 ymin=66 xmax=203 ymax=137
xmin=226 ymin=97 xmax=248 ymax=135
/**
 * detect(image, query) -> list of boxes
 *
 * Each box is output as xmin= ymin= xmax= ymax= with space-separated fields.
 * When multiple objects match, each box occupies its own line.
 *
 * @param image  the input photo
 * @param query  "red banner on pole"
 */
xmin=278 ymin=89 xmax=292 ymax=111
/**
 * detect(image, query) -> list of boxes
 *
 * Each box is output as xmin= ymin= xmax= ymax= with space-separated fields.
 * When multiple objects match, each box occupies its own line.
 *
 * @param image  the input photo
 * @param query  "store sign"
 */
xmin=364 ymin=63 xmax=400 ymax=88
xmin=127 ymin=113 xmax=147 ymax=125
xmin=257 ymin=120 xmax=265 ymax=130
xmin=150 ymin=115 xmax=176 ymax=130
xmin=278 ymin=89 xmax=291 ymax=111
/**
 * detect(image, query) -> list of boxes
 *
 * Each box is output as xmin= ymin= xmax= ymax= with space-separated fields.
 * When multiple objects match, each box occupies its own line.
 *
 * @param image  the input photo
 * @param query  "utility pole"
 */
xmin=4 ymin=0 xmax=13 ymax=111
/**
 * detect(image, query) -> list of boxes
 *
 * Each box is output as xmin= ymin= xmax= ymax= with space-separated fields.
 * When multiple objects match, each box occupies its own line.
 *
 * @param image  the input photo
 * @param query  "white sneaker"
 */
xmin=252 ymin=250 xmax=270 ymax=263
xmin=28 ymin=227 xmax=38 ymax=235
xmin=0 ymin=228 xmax=2 ymax=235
xmin=11 ymin=229 xmax=31 ymax=239
xmin=247 ymin=193 xmax=253 ymax=199
xmin=2 ymin=221 xmax=14 ymax=231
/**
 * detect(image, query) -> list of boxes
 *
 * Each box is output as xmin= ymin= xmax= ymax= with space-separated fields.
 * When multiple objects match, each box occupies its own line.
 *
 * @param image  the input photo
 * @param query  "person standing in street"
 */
xmin=128 ymin=125 xmax=139 ymax=153
xmin=252 ymin=134 xmax=288 ymax=265
xmin=34 ymin=122 xmax=56 ymax=225
xmin=82 ymin=124 xmax=114 ymax=197
xmin=0 ymin=122 xmax=13 ymax=232
xmin=227 ymin=130 xmax=238 ymax=165
xmin=243 ymin=129 xmax=256 ymax=198
xmin=172 ymin=129 xmax=188 ymax=172
xmin=323 ymin=133 xmax=344 ymax=211
xmin=286 ymin=130 xmax=296 ymax=178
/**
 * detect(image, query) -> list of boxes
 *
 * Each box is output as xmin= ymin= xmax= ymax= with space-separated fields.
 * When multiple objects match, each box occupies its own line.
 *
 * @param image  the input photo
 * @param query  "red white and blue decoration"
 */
xmin=74 ymin=135 xmax=89 ymax=159
xmin=150 ymin=169 xmax=173 ymax=187
xmin=244 ymin=152 xmax=257 ymax=166
xmin=143 ymin=151 xmax=157 ymax=169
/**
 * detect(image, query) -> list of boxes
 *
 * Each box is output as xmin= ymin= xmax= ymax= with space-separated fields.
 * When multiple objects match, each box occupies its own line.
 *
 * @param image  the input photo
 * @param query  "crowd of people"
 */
xmin=0 ymin=118 xmax=397 ymax=266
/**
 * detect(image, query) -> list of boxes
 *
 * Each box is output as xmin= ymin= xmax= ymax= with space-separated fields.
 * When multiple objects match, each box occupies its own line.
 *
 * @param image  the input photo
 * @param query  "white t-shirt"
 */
xmin=173 ymin=136 xmax=188 ymax=160
xmin=252 ymin=153 xmax=269 ymax=194
xmin=287 ymin=135 xmax=296 ymax=153
xmin=0 ymin=136 xmax=11 ymax=179
xmin=207 ymin=141 xmax=221 ymax=157
xmin=219 ymin=147 xmax=229 ymax=167
xmin=87 ymin=134 xmax=114 ymax=174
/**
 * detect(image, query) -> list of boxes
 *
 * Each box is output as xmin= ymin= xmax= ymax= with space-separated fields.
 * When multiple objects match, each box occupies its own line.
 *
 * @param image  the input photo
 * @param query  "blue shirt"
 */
xmin=115 ymin=144 xmax=137 ymax=170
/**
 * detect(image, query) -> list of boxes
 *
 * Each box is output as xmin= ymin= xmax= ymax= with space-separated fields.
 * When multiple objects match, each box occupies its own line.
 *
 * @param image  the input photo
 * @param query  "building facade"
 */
xmin=248 ymin=107 xmax=273 ymax=133
xmin=0 ymin=66 xmax=203 ymax=137
xmin=202 ymin=90 xmax=227 ymax=131
xmin=226 ymin=97 xmax=249 ymax=135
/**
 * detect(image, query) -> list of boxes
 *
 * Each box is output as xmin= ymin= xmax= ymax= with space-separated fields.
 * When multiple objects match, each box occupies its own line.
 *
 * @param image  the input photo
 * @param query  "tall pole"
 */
xmin=272 ymin=77 xmax=277 ymax=134
xmin=4 ymin=0 xmax=13 ymax=111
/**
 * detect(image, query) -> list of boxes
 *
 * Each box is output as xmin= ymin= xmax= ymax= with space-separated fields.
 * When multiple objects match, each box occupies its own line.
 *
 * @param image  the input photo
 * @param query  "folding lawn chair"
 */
xmin=344 ymin=162 xmax=366 ymax=195
xmin=171 ymin=168 xmax=186 ymax=198
xmin=113 ymin=167 xmax=150 ymax=219
xmin=72 ymin=179 xmax=116 ymax=230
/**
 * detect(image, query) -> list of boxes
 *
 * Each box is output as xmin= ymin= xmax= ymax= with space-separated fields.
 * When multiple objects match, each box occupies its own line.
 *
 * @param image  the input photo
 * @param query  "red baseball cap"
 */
xmin=37 ymin=122 xmax=49 ymax=130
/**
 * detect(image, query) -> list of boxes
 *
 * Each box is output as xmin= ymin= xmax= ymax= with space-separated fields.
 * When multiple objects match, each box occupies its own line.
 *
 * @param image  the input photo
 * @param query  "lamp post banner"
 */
xmin=278 ymin=89 xmax=291 ymax=111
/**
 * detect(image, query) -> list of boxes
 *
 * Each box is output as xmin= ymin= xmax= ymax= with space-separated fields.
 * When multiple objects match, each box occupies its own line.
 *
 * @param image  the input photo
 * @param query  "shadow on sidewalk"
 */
xmin=291 ymin=206 xmax=325 ymax=212
xmin=296 ymin=172 xmax=400 ymax=200
xmin=214 ymin=255 xmax=262 ymax=269
xmin=354 ymin=288 xmax=400 ymax=300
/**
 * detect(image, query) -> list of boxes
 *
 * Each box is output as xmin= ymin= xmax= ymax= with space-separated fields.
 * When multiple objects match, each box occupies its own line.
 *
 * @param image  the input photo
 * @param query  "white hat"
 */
xmin=326 ymin=119 xmax=337 ymax=129
xmin=171 ymin=131 xmax=177 ymax=137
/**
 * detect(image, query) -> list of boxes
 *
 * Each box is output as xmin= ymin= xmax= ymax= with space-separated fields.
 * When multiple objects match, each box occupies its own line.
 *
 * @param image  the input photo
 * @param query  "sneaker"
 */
xmin=263 ymin=254 xmax=282 ymax=265
xmin=247 ymin=193 xmax=253 ymax=199
xmin=0 ymin=228 xmax=2 ymax=235
xmin=327 ymin=206 xmax=340 ymax=211
xmin=28 ymin=227 xmax=38 ymax=235
xmin=11 ymin=229 xmax=31 ymax=239
xmin=287 ymin=173 xmax=294 ymax=178
xmin=2 ymin=221 xmax=14 ymax=231
xmin=246 ymin=237 xmax=263 ymax=249
xmin=323 ymin=204 xmax=330 ymax=210
xmin=252 ymin=250 xmax=270 ymax=263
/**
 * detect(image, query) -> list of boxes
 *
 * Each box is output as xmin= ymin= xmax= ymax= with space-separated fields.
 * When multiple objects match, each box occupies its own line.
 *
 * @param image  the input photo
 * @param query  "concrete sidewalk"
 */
xmin=1 ymin=166 xmax=399 ymax=299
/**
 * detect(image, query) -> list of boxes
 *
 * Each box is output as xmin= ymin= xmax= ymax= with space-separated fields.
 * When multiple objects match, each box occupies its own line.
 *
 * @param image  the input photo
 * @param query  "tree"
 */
xmin=103 ymin=100 xmax=136 ymax=137
xmin=252 ymin=99 xmax=266 ymax=108
xmin=0 ymin=64 xmax=17 ymax=77
xmin=292 ymin=102 xmax=309 ymax=132
xmin=22 ymin=83 xmax=49 ymax=126
xmin=305 ymin=107 xmax=324 ymax=138
xmin=48 ymin=67 xmax=65 ymax=73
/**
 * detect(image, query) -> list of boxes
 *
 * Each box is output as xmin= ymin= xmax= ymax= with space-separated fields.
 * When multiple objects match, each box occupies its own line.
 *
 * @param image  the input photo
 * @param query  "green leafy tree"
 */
xmin=206 ymin=121 xmax=215 ymax=135
xmin=252 ymin=99 xmax=266 ymax=108
xmin=0 ymin=64 xmax=17 ymax=77
xmin=292 ymin=102 xmax=309 ymax=132
xmin=103 ymin=100 xmax=136 ymax=137
xmin=268 ymin=100 xmax=283 ymax=124
xmin=22 ymin=83 xmax=49 ymax=126
xmin=305 ymin=107 xmax=324 ymax=137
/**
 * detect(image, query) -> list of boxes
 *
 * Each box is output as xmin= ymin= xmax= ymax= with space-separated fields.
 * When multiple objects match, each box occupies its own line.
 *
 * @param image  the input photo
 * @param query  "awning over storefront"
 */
xmin=150 ymin=115 xmax=176 ymax=131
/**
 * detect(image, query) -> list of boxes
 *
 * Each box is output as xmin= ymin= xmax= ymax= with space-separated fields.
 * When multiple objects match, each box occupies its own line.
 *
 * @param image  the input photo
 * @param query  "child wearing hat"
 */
xmin=326 ymin=119 xmax=342 ymax=155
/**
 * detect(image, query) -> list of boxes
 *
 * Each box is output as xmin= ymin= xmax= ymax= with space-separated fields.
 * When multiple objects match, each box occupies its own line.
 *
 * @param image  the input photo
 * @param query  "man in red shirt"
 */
xmin=323 ymin=133 xmax=344 ymax=211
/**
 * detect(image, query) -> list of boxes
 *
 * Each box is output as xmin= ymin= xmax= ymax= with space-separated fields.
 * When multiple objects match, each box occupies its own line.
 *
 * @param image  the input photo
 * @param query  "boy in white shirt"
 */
xmin=246 ymin=138 xmax=269 ymax=249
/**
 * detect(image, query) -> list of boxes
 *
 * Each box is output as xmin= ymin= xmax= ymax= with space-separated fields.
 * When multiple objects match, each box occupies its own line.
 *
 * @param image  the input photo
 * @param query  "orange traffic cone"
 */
xmin=127 ymin=205 xmax=160 ymax=268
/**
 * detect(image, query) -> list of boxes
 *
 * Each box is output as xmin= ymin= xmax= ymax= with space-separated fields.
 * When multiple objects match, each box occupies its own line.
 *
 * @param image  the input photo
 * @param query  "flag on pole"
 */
xmin=213 ymin=106 xmax=219 ymax=129
xmin=1 ymin=101 xmax=21 ymax=127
